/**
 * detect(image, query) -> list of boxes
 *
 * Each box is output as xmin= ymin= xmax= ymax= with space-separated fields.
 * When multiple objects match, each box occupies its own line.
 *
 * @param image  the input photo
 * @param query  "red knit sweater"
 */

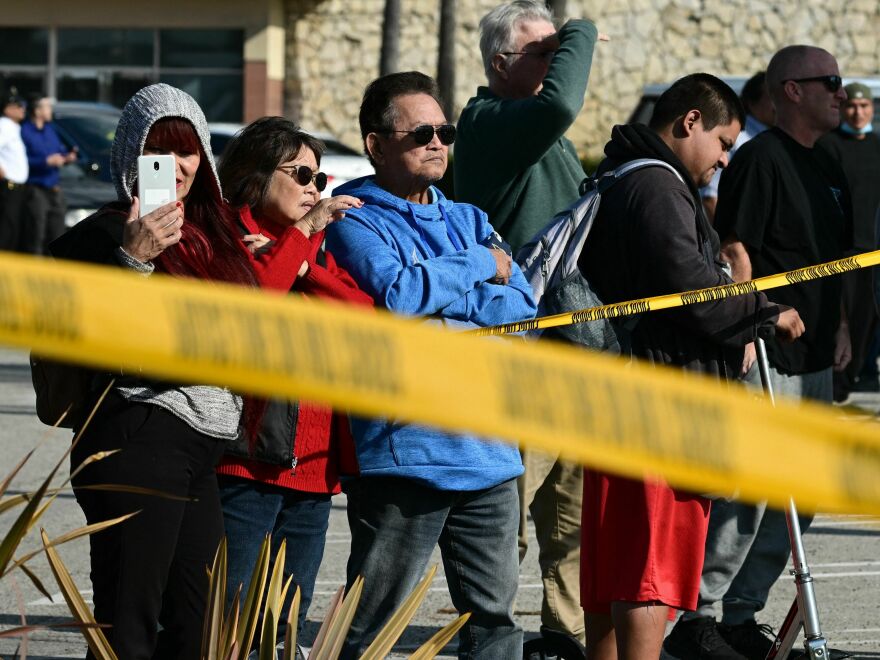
xmin=215 ymin=207 xmax=372 ymax=493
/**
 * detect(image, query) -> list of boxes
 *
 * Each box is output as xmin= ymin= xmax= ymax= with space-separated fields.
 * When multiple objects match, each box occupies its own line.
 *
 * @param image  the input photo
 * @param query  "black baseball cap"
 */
xmin=1 ymin=88 xmax=25 ymax=108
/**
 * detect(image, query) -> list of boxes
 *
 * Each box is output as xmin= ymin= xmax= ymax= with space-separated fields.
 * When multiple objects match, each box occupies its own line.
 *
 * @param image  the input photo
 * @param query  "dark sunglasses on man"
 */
xmin=276 ymin=164 xmax=328 ymax=192
xmin=388 ymin=123 xmax=456 ymax=146
xmin=784 ymin=75 xmax=843 ymax=93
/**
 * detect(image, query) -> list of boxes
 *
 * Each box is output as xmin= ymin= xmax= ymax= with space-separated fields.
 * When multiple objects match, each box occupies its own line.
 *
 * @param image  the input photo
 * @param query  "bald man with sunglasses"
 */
xmin=665 ymin=46 xmax=854 ymax=660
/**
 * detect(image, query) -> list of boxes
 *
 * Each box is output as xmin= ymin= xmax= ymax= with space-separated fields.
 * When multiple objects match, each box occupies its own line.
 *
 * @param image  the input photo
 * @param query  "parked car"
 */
xmin=52 ymin=102 xmax=120 ymax=227
xmin=628 ymin=76 xmax=880 ymax=130
xmin=209 ymin=123 xmax=373 ymax=197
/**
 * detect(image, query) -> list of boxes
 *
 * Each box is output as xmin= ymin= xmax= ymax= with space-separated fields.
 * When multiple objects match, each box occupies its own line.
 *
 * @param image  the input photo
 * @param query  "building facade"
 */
xmin=4 ymin=0 xmax=880 ymax=158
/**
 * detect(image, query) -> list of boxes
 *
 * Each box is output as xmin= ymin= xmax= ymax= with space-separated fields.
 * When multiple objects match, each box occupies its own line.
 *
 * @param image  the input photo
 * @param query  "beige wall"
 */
xmin=284 ymin=0 xmax=880 ymax=159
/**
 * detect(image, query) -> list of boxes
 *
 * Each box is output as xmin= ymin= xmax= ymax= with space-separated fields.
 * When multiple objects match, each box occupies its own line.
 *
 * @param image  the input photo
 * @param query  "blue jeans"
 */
xmin=218 ymin=475 xmax=331 ymax=639
xmin=341 ymin=476 xmax=522 ymax=659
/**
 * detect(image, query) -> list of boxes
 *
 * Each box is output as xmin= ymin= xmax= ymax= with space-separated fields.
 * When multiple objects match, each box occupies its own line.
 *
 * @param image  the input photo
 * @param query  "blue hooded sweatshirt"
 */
xmin=325 ymin=176 xmax=537 ymax=490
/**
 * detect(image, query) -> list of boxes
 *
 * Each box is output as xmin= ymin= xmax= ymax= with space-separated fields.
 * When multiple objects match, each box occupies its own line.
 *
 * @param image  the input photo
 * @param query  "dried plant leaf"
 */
xmin=281 ymin=587 xmax=301 ymax=660
xmin=360 ymin=565 xmax=438 ymax=660
xmin=17 ymin=561 xmax=53 ymax=601
xmin=316 ymin=575 xmax=363 ymax=660
xmin=309 ymin=584 xmax=345 ymax=659
xmin=234 ymin=534 xmax=271 ymax=660
xmin=0 ymin=449 xmax=35 ymax=497
xmin=0 ymin=459 xmax=60 ymax=577
xmin=408 ymin=613 xmax=471 ymax=660
xmin=202 ymin=538 xmax=228 ymax=660
xmin=12 ymin=512 xmax=138 ymax=573
xmin=41 ymin=529 xmax=117 ymax=659
xmin=220 ymin=591 xmax=241 ymax=660
xmin=258 ymin=539 xmax=288 ymax=660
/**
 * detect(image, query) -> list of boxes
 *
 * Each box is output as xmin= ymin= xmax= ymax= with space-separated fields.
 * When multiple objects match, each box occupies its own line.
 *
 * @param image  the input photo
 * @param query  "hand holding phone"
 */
xmin=137 ymin=155 xmax=177 ymax=217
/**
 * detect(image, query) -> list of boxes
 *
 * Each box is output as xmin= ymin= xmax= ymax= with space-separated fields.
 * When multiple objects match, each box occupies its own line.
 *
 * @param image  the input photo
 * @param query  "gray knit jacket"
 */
xmin=110 ymin=83 xmax=241 ymax=441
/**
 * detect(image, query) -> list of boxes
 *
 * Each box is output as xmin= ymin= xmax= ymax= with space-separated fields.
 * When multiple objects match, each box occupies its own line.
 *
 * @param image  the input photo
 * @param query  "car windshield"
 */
xmin=54 ymin=112 xmax=118 ymax=157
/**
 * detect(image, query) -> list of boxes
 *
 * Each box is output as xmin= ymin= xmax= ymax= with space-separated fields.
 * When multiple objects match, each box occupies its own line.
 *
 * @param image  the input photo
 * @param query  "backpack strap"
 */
xmin=597 ymin=158 xmax=684 ymax=193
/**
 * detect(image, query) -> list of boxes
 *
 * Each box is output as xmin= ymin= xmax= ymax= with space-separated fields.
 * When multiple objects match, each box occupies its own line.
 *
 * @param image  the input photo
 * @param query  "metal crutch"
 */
xmin=755 ymin=336 xmax=830 ymax=660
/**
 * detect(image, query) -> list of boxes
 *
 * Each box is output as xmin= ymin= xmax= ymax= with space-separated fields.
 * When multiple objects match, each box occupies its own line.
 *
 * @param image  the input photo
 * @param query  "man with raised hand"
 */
xmin=325 ymin=71 xmax=536 ymax=659
xmin=455 ymin=2 xmax=603 ymax=647
xmin=818 ymin=82 xmax=880 ymax=402
xmin=666 ymin=46 xmax=853 ymax=660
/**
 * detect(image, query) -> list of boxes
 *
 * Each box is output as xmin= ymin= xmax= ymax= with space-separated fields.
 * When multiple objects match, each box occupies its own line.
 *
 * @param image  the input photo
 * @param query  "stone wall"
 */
xmin=285 ymin=0 xmax=880 ymax=160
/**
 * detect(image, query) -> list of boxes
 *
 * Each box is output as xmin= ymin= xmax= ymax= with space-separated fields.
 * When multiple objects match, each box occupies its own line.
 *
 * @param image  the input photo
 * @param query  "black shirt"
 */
xmin=817 ymin=128 xmax=880 ymax=251
xmin=716 ymin=127 xmax=852 ymax=375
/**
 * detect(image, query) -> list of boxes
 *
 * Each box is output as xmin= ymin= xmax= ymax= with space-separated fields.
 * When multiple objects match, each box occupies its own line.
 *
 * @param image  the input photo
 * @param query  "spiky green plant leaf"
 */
xmin=202 ymin=538 xmax=228 ymax=660
xmin=258 ymin=539 xmax=290 ymax=660
xmin=313 ymin=576 xmax=363 ymax=660
xmin=281 ymin=587 xmax=301 ymax=660
xmin=309 ymin=584 xmax=345 ymax=659
xmin=234 ymin=534 xmax=271 ymax=659
xmin=408 ymin=612 xmax=471 ymax=660
xmin=360 ymin=565 xmax=438 ymax=660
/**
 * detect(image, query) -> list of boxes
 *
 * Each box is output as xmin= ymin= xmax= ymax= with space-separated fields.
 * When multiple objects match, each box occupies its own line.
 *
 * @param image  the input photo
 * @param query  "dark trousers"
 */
xmin=71 ymin=393 xmax=226 ymax=660
xmin=341 ymin=476 xmax=522 ymax=659
xmin=0 ymin=181 xmax=27 ymax=251
xmin=22 ymin=184 xmax=66 ymax=254
xmin=836 ymin=266 xmax=879 ymax=399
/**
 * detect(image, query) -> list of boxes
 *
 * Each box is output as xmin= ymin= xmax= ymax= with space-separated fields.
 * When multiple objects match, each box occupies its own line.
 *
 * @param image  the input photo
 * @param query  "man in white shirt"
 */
xmin=0 ymin=88 xmax=29 ymax=250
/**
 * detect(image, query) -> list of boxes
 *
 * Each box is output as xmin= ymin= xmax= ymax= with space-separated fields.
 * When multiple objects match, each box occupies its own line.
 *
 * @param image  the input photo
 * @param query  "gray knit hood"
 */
xmin=110 ymin=83 xmax=220 ymax=203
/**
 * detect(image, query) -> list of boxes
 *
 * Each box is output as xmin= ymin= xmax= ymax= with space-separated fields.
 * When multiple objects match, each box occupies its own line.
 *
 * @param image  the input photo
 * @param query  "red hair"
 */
xmin=144 ymin=117 xmax=265 ymax=440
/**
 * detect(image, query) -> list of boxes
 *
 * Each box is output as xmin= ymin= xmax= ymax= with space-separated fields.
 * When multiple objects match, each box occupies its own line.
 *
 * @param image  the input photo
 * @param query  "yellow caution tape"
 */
xmin=1 ymin=251 xmax=879 ymax=515
xmin=475 ymin=250 xmax=880 ymax=337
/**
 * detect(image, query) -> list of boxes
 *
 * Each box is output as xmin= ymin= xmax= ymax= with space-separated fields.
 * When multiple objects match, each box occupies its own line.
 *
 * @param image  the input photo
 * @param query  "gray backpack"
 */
xmin=515 ymin=158 xmax=684 ymax=351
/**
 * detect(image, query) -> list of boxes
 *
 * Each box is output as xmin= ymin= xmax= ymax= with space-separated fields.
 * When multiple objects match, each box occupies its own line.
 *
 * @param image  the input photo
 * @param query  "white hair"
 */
xmin=479 ymin=0 xmax=554 ymax=81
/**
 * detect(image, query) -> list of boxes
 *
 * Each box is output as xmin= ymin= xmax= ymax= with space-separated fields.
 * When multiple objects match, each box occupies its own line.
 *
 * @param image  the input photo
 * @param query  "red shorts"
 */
xmin=580 ymin=469 xmax=710 ymax=615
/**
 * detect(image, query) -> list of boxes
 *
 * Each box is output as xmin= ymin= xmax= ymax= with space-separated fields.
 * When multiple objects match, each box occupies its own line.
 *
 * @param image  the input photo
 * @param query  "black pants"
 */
xmin=72 ymin=393 xmax=226 ymax=660
xmin=21 ymin=184 xmax=66 ymax=254
xmin=835 ymin=266 xmax=878 ymax=399
xmin=0 ymin=180 xmax=27 ymax=251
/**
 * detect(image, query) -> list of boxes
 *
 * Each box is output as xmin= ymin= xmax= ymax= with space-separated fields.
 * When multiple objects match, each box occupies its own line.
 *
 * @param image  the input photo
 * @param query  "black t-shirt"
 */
xmin=715 ymin=127 xmax=852 ymax=374
xmin=817 ymin=129 xmax=880 ymax=251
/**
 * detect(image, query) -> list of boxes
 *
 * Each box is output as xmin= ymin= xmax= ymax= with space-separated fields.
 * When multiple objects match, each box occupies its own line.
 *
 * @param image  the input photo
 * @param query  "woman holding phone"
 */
xmin=50 ymin=83 xmax=258 ymax=658
xmin=215 ymin=116 xmax=371 ymax=644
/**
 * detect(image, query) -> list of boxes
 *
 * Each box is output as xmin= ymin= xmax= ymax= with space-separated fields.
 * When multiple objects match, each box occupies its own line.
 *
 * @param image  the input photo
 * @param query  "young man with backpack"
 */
xmin=576 ymin=73 xmax=804 ymax=660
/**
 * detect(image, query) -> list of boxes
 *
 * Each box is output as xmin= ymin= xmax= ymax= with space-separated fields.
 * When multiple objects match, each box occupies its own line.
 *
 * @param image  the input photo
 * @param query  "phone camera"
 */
xmin=153 ymin=161 xmax=160 ymax=171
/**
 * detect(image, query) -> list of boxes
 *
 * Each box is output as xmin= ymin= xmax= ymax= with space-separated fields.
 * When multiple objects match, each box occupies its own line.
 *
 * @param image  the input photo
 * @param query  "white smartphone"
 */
xmin=137 ymin=155 xmax=177 ymax=217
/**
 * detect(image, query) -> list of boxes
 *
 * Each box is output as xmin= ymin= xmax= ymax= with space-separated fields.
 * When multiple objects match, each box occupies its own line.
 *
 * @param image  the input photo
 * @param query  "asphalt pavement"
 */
xmin=1 ymin=347 xmax=878 ymax=659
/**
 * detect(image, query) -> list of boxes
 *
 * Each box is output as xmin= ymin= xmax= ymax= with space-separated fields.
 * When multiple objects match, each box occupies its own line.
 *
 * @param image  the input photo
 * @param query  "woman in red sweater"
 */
xmin=215 ymin=116 xmax=372 ymax=643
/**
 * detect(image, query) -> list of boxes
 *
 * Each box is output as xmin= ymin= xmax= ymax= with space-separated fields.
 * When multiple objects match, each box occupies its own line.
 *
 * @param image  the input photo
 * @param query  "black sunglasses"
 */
xmin=388 ymin=124 xmax=456 ymax=146
xmin=785 ymin=75 xmax=843 ymax=93
xmin=276 ymin=164 xmax=328 ymax=192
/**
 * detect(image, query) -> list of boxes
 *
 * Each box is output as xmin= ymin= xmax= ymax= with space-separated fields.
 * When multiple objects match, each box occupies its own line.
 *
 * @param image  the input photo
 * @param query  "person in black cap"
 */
xmin=818 ymin=81 xmax=880 ymax=400
xmin=0 ymin=88 xmax=29 ymax=250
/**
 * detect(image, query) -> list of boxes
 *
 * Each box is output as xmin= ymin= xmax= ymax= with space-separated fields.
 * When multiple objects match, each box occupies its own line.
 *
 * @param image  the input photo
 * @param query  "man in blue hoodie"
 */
xmin=325 ymin=71 xmax=537 ymax=659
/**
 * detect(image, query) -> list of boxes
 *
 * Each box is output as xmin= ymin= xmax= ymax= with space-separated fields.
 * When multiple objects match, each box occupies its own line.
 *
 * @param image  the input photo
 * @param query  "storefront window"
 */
xmin=160 ymin=73 xmax=243 ymax=123
xmin=160 ymin=29 xmax=243 ymax=69
xmin=57 ymin=29 xmax=153 ymax=67
xmin=0 ymin=28 xmax=48 ymax=65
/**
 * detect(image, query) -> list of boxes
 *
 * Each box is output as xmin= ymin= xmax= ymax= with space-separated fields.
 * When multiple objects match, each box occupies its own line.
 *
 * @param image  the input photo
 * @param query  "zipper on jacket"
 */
xmin=290 ymin=454 xmax=298 ymax=474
